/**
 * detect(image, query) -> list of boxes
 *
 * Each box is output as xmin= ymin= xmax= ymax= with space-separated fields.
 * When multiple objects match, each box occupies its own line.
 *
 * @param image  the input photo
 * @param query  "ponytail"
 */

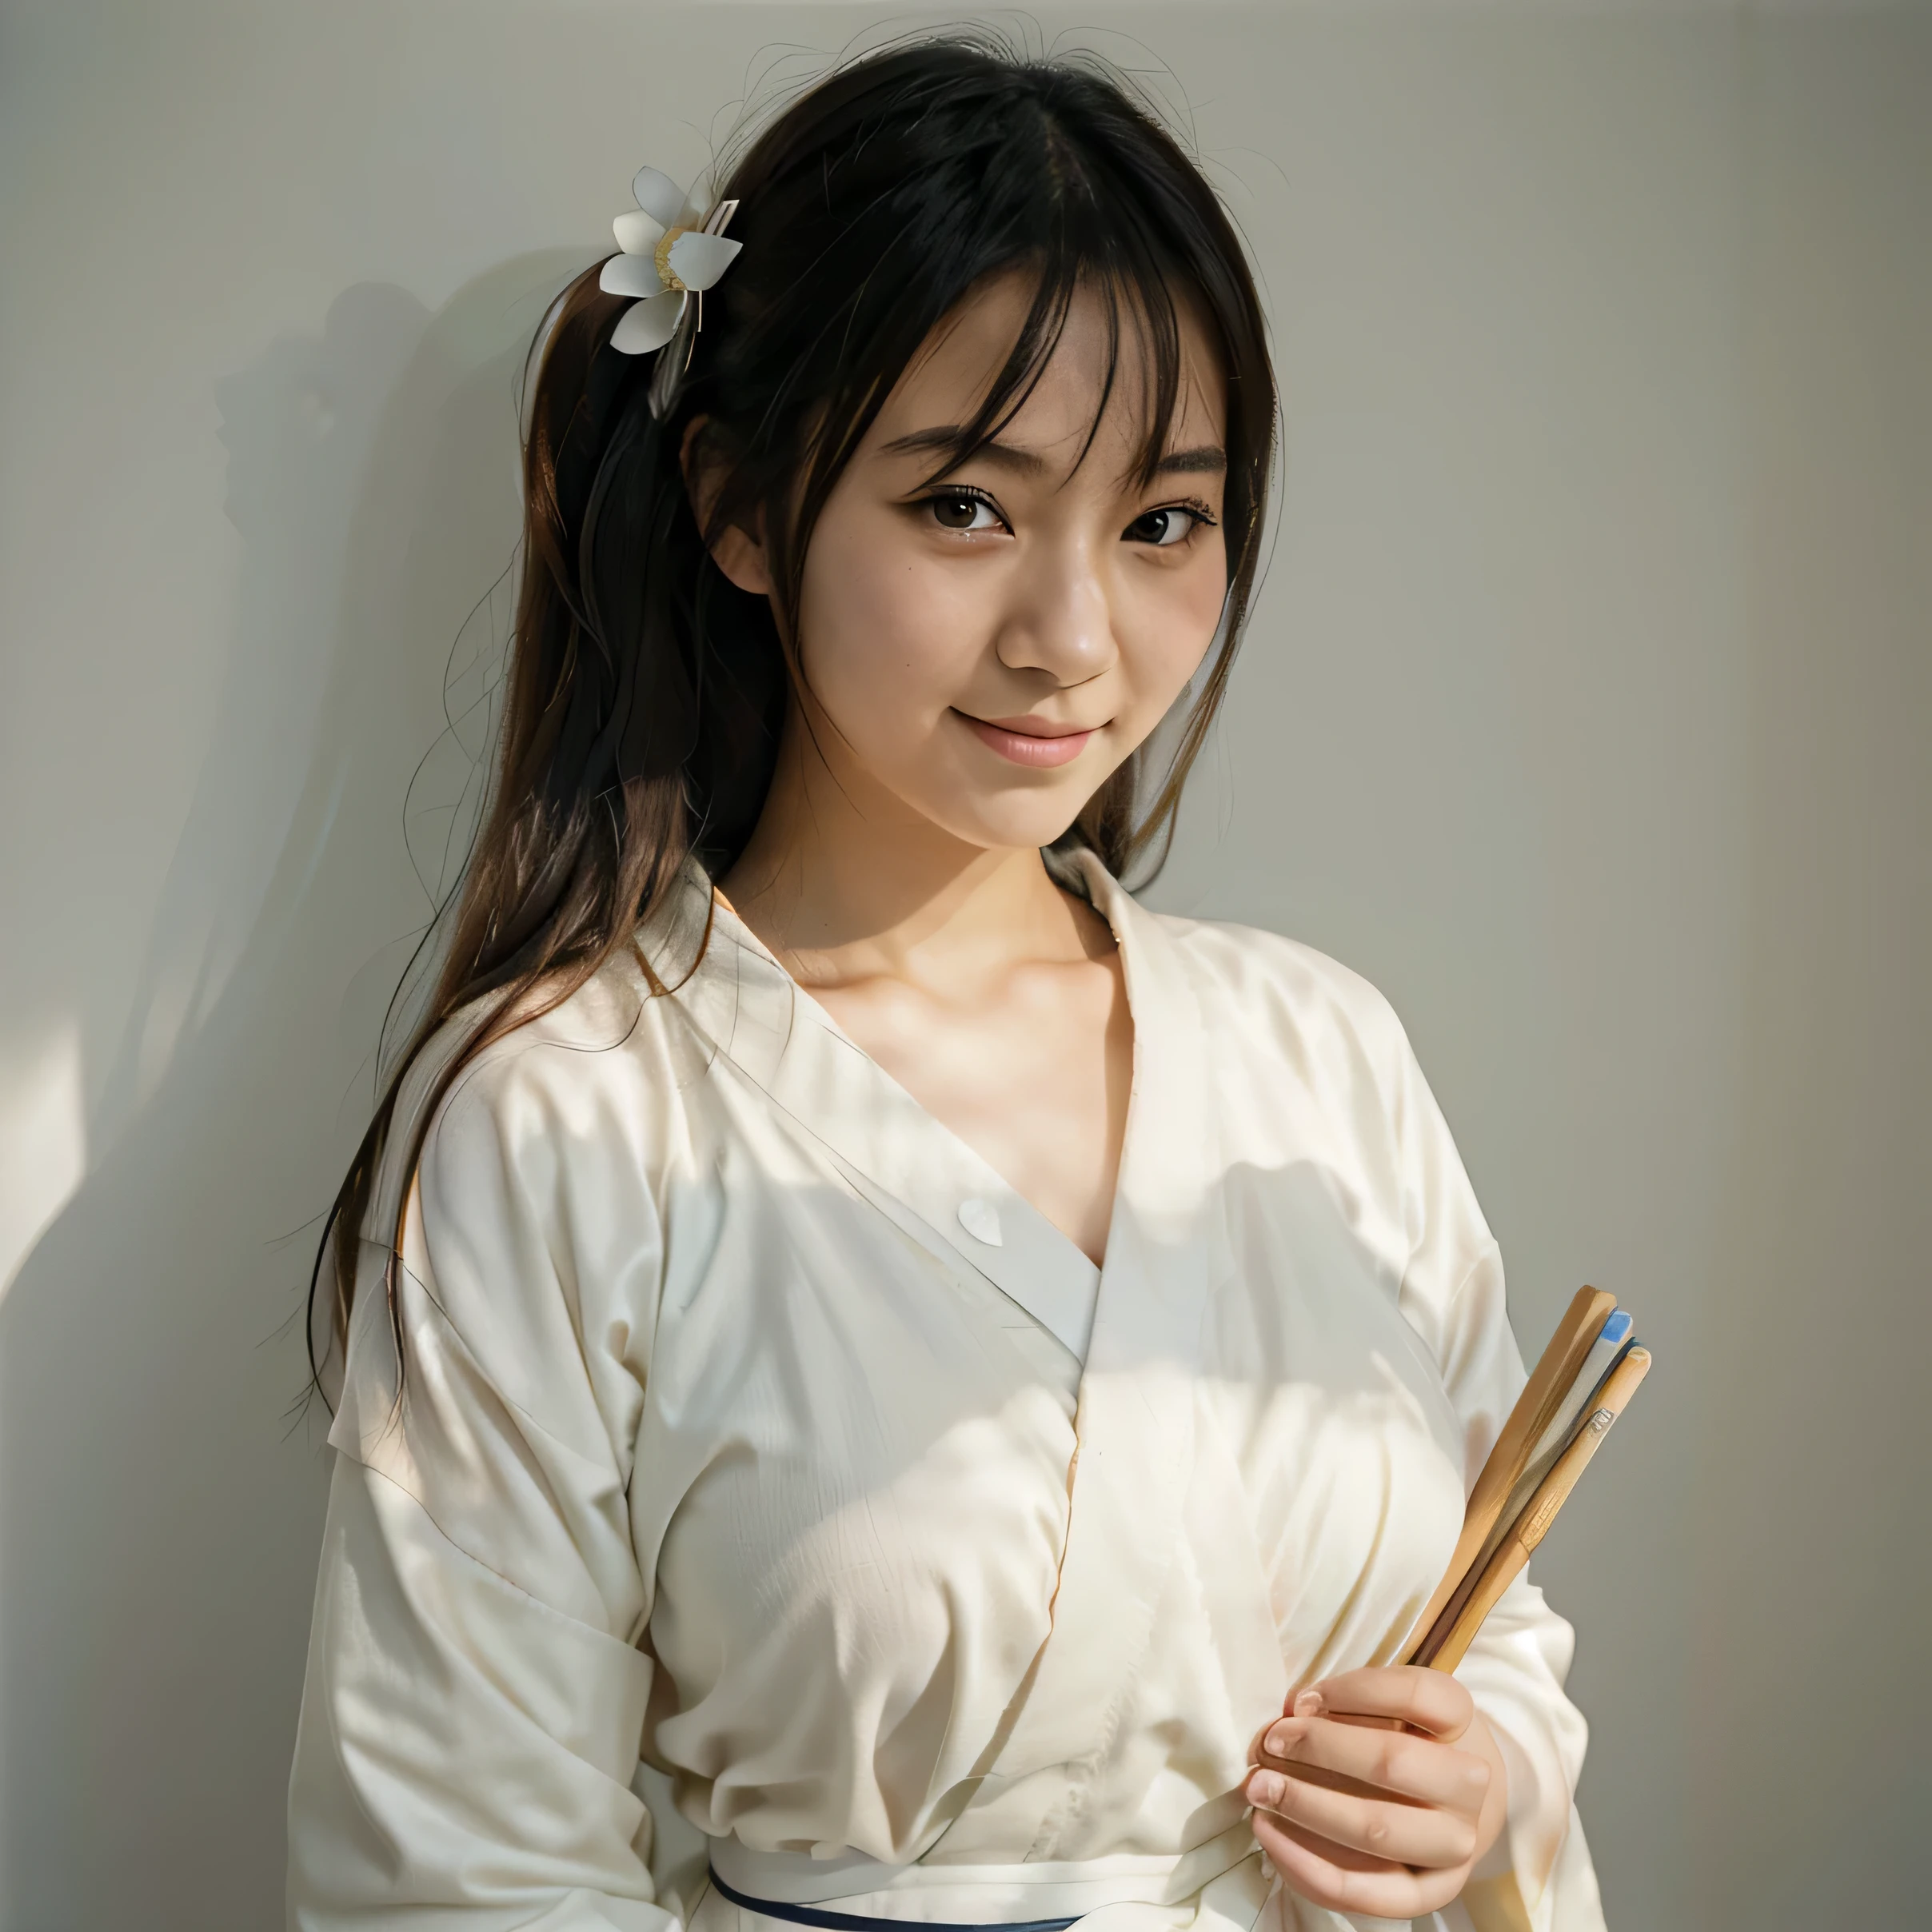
xmin=310 ymin=272 xmax=782 ymax=1393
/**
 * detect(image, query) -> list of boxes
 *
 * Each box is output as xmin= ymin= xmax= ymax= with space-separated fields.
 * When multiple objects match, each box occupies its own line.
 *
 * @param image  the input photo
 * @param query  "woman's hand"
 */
xmin=1243 ymin=1666 xmax=1508 ymax=1921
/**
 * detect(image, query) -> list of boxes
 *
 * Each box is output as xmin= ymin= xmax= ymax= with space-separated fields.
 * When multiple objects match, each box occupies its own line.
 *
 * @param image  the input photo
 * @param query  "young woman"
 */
xmin=289 ymin=39 xmax=1603 ymax=1932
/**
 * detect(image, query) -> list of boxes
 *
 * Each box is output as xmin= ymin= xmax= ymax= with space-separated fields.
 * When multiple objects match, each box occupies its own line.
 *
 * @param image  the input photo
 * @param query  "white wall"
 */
xmin=1 ymin=6 xmax=1924 ymax=1926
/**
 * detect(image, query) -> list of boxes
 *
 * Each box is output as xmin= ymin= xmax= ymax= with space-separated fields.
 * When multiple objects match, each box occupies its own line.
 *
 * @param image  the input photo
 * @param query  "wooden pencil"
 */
xmin=1418 ymin=1346 xmax=1652 ymax=1673
xmin=1404 ymin=1285 xmax=1617 ymax=1660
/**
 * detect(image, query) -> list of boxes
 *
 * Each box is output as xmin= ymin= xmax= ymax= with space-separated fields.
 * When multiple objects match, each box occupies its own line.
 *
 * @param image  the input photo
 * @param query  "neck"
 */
xmin=717 ymin=704 xmax=1097 ymax=992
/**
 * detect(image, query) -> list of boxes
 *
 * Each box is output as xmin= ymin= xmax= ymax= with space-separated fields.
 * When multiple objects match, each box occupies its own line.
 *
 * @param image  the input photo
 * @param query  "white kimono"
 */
xmin=288 ymin=850 xmax=1605 ymax=1932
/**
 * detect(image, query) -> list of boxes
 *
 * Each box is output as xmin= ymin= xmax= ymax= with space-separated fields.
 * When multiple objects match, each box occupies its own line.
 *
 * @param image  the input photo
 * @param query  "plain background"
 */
xmin=1 ymin=3 xmax=1926 ymax=1926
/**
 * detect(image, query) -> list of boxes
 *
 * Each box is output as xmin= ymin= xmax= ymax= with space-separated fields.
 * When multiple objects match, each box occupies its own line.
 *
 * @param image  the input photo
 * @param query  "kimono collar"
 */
xmin=641 ymin=848 xmax=1215 ymax=1365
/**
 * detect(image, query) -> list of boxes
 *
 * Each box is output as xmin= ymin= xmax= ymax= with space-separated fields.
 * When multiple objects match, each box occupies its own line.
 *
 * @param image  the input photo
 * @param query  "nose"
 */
xmin=992 ymin=528 xmax=1117 ymax=687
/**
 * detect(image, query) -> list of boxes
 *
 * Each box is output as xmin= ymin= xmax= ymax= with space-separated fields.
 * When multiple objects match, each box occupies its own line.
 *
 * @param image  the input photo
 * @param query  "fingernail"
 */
xmin=1247 ymin=1769 xmax=1284 ymax=1807
xmin=1263 ymin=1721 xmax=1294 ymax=1754
xmin=1294 ymin=1688 xmax=1326 ymax=1718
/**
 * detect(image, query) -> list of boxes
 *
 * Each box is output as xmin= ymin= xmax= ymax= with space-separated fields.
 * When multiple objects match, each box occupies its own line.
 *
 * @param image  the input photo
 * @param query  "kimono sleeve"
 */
xmin=1383 ymin=1032 xmax=1607 ymax=1932
xmin=287 ymin=1039 xmax=680 ymax=1931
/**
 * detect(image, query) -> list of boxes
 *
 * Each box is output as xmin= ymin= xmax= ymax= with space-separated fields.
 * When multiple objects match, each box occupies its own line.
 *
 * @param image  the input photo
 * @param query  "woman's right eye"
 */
xmin=927 ymin=490 xmax=1002 ymax=532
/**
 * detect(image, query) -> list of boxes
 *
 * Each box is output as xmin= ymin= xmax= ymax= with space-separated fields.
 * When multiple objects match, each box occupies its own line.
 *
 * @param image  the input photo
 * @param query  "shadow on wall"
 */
xmin=0 ymin=250 xmax=584 ymax=1931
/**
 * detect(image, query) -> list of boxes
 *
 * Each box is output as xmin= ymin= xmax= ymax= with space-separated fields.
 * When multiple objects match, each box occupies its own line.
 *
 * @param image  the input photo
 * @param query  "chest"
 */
xmin=625 ymin=943 xmax=1475 ymax=1852
xmin=632 ymin=1083 xmax=1467 ymax=1701
xmin=809 ymin=948 xmax=1132 ymax=1267
xmin=611 ymin=879 xmax=1493 ymax=1862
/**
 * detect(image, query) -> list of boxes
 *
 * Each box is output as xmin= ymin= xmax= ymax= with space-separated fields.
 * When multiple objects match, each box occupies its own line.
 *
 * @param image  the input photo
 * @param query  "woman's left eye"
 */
xmin=1124 ymin=505 xmax=1210 ymax=548
xmin=926 ymin=490 xmax=1004 ymax=533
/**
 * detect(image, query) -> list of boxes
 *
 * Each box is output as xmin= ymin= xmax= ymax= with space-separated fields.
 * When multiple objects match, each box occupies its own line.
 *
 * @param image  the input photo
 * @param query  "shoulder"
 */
xmin=353 ymin=948 xmax=711 ymax=1326
xmin=1146 ymin=903 xmax=1502 ymax=1355
xmin=1141 ymin=903 xmax=1480 ymax=1239
xmin=1149 ymin=904 xmax=1419 ymax=1096
xmin=407 ymin=948 xmax=697 ymax=1183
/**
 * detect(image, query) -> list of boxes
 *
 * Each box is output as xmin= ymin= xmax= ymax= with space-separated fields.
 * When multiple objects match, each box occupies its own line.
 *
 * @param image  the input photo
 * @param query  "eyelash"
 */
xmin=916 ymin=485 xmax=1219 ymax=544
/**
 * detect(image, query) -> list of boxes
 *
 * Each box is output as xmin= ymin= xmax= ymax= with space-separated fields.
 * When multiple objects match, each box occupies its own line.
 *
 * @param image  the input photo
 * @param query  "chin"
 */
xmin=914 ymin=792 xmax=1095 ymax=855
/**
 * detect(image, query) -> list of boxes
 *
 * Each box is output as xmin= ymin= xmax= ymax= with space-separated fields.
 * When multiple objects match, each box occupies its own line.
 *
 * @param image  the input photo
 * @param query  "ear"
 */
xmin=680 ymin=414 xmax=772 ymax=597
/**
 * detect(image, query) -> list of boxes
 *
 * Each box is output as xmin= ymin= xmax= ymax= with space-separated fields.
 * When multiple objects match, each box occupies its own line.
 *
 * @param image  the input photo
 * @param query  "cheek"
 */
xmin=795 ymin=503 xmax=983 ymax=735
xmin=1116 ymin=553 xmax=1228 ymax=715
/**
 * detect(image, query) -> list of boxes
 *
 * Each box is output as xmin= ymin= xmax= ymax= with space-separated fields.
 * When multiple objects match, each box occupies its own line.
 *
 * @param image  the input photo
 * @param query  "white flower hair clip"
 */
xmin=600 ymin=166 xmax=741 ymax=417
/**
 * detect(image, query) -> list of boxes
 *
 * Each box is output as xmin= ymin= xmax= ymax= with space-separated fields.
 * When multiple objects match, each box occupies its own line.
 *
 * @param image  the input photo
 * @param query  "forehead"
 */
xmin=872 ymin=269 xmax=1227 ymax=470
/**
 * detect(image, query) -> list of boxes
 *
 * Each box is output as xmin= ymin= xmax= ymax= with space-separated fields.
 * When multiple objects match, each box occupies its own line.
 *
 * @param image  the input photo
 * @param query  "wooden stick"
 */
xmin=1420 ymin=1346 xmax=1652 ymax=1672
xmin=1404 ymin=1286 xmax=1617 ymax=1659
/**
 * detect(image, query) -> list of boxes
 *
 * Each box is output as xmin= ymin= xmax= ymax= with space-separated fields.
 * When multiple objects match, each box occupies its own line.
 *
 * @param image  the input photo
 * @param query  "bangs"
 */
xmin=904 ymin=245 xmax=1200 ymax=497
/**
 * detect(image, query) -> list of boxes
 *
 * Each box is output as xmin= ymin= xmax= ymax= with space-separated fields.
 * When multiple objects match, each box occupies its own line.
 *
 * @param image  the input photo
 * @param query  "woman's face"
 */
xmin=719 ymin=273 xmax=1231 ymax=856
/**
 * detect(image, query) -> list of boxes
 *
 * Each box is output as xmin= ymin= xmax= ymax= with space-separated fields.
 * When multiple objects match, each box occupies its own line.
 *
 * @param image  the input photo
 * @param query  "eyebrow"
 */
xmin=881 ymin=427 xmax=1227 ymax=481
xmin=1151 ymin=445 xmax=1228 ymax=477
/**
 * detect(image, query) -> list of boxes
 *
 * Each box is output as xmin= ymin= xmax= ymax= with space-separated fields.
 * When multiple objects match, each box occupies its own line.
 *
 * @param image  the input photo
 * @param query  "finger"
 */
xmin=1255 ymin=1714 xmax=1491 ymax=1815
xmin=1245 ymin=1762 xmax=1478 ymax=1871
xmin=1249 ymin=1679 xmax=1413 ymax=1768
xmin=1252 ymin=1808 xmax=1396 ymax=1879
xmin=1250 ymin=1808 xmax=1467 ymax=1922
xmin=1271 ymin=1667 xmax=1474 ymax=1744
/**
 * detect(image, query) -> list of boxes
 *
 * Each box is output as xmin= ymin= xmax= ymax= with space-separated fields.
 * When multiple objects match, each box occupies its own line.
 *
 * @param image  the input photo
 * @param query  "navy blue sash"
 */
xmin=706 ymin=1868 xmax=1079 ymax=1932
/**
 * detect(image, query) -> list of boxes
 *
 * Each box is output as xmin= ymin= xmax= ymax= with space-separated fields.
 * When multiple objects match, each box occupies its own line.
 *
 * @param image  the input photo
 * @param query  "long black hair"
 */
xmin=313 ymin=32 xmax=1277 ymax=1388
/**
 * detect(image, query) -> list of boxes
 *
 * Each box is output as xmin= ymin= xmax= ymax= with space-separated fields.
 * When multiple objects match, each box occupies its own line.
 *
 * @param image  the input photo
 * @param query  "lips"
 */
xmin=957 ymin=711 xmax=1100 ymax=769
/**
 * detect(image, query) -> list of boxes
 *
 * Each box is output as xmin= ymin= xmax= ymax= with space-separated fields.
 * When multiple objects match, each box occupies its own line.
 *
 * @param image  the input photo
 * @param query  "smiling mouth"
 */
xmin=956 ymin=710 xmax=1100 ymax=769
